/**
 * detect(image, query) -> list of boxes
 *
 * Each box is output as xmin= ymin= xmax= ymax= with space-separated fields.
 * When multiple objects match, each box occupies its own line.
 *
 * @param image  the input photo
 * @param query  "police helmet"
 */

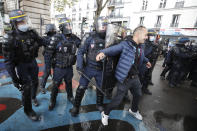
xmin=9 ymin=9 xmax=26 ymax=23
xmin=95 ymin=16 xmax=108 ymax=33
xmin=59 ymin=17 xmax=72 ymax=35
xmin=45 ymin=24 xmax=56 ymax=34
xmin=147 ymin=29 xmax=156 ymax=36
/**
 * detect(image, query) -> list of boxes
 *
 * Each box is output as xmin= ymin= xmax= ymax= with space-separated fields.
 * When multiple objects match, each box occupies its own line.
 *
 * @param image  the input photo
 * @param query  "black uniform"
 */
xmin=2 ymin=29 xmax=46 ymax=121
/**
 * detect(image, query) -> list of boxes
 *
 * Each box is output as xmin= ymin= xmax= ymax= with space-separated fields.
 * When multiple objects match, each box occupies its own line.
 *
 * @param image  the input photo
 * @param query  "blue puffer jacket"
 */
xmin=101 ymin=40 xmax=148 ymax=83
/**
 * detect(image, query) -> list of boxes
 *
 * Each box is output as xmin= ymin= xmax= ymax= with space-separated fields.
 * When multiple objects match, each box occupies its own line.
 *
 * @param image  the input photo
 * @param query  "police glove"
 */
xmin=13 ymin=79 xmax=23 ymax=92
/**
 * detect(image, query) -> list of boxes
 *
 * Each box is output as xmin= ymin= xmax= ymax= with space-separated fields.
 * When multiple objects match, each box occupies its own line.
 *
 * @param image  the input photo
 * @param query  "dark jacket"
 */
xmin=101 ymin=40 xmax=148 ymax=83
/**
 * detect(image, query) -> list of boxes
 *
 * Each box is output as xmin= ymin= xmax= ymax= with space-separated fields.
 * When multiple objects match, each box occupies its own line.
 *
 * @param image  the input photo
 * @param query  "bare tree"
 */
xmin=95 ymin=0 xmax=111 ymax=20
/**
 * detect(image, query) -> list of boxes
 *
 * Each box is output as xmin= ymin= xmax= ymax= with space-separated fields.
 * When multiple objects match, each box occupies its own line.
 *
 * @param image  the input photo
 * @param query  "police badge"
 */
xmin=64 ymin=47 xmax=67 ymax=52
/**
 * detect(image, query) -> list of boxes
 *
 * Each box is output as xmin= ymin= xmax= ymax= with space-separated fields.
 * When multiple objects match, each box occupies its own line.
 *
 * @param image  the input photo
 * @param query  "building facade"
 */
xmin=51 ymin=0 xmax=197 ymax=38
xmin=2 ymin=0 xmax=51 ymax=35
xmin=130 ymin=0 xmax=197 ymax=37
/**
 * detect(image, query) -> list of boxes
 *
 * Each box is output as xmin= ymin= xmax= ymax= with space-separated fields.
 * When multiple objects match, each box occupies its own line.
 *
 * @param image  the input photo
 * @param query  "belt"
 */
xmin=88 ymin=65 xmax=103 ymax=70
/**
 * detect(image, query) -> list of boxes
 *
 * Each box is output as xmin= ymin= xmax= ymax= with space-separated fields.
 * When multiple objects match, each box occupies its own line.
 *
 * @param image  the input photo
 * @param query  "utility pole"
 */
xmin=81 ymin=17 xmax=87 ymax=38
xmin=40 ymin=14 xmax=44 ymax=35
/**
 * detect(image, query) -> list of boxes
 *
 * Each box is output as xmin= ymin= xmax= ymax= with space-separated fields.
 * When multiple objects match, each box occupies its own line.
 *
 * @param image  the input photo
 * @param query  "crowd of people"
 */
xmin=160 ymin=37 xmax=197 ymax=88
xmin=2 ymin=9 xmax=197 ymax=126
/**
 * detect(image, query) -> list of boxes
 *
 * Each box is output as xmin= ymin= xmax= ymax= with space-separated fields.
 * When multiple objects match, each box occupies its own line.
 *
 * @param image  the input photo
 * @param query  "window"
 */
xmin=72 ymin=14 xmax=76 ymax=21
xmin=79 ymin=13 xmax=81 ymax=21
xmin=114 ymin=8 xmax=123 ymax=17
xmin=86 ymin=12 xmax=89 ymax=20
xmin=155 ymin=15 xmax=162 ymax=27
xmin=175 ymin=0 xmax=184 ymax=8
xmin=109 ymin=9 xmax=115 ymax=18
xmin=93 ymin=11 xmax=96 ymax=19
xmin=159 ymin=0 xmax=167 ymax=8
xmin=123 ymin=21 xmax=128 ymax=27
xmin=87 ymin=3 xmax=89 ymax=9
xmin=170 ymin=14 xmax=180 ymax=27
xmin=115 ymin=0 xmax=122 ymax=4
xmin=94 ymin=0 xmax=97 ymax=8
xmin=72 ymin=7 xmax=76 ymax=12
xmin=142 ymin=0 xmax=148 ymax=10
xmin=139 ymin=17 xmax=144 ymax=25
xmin=194 ymin=18 xmax=197 ymax=27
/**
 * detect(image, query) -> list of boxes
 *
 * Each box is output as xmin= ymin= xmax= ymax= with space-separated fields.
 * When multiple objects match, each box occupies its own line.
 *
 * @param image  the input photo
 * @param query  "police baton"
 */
xmin=77 ymin=70 xmax=106 ymax=96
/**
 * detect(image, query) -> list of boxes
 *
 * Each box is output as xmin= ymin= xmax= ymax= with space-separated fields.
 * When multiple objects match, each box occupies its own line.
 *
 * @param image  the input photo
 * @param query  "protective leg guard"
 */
xmin=96 ymin=90 xmax=104 ymax=112
xmin=49 ymin=81 xmax=59 ymax=110
xmin=70 ymin=86 xmax=86 ymax=116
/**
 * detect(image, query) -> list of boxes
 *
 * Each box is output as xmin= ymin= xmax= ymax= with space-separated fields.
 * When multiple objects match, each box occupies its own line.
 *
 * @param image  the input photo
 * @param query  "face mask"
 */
xmin=149 ymin=36 xmax=155 ymax=42
xmin=18 ymin=24 xmax=29 ymax=32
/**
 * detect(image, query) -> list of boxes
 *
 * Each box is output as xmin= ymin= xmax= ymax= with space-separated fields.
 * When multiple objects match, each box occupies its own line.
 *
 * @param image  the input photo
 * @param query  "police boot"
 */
xmin=25 ymin=110 xmax=40 ymax=121
xmin=66 ymin=81 xmax=74 ymax=104
xmin=48 ymin=82 xmax=58 ymax=111
xmin=96 ymin=90 xmax=104 ymax=112
xmin=70 ymin=86 xmax=86 ymax=117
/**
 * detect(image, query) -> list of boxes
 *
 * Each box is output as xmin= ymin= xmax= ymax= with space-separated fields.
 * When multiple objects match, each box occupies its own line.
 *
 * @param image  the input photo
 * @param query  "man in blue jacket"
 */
xmin=96 ymin=26 xmax=151 ymax=125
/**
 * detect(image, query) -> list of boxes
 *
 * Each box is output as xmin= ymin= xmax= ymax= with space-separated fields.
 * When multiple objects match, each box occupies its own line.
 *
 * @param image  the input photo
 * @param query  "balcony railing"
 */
xmin=170 ymin=23 xmax=179 ymax=27
xmin=72 ymin=8 xmax=76 ymax=12
xmin=108 ymin=1 xmax=123 ymax=7
xmin=154 ymin=23 xmax=161 ymax=28
xmin=109 ymin=14 xmax=123 ymax=18
xmin=174 ymin=1 xmax=184 ymax=8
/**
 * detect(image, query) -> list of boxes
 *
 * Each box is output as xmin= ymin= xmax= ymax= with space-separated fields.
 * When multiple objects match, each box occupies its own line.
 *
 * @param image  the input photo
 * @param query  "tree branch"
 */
xmin=101 ymin=0 xmax=110 ymax=10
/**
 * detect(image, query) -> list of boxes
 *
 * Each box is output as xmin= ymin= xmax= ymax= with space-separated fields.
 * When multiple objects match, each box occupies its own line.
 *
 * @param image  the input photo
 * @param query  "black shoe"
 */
xmin=149 ymin=81 xmax=154 ymax=85
xmin=25 ymin=110 xmax=40 ymax=121
xmin=160 ymin=76 xmax=165 ymax=80
xmin=48 ymin=100 xmax=56 ymax=111
xmin=67 ymin=96 xmax=74 ymax=104
xmin=40 ymin=87 xmax=46 ymax=94
xmin=96 ymin=105 xmax=104 ymax=112
xmin=70 ymin=106 xmax=79 ymax=117
xmin=142 ymin=88 xmax=152 ymax=95
xmin=32 ymin=99 xmax=39 ymax=107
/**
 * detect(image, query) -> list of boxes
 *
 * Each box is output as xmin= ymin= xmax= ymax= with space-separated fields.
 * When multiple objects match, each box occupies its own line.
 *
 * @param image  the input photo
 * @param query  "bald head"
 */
xmin=133 ymin=26 xmax=148 ymax=44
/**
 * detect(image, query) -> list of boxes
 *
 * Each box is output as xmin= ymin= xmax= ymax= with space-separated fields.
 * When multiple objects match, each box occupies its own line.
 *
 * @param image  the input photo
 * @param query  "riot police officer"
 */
xmin=2 ymin=9 xmax=47 ymax=121
xmin=40 ymin=24 xmax=56 ymax=94
xmin=168 ymin=37 xmax=192 ymax=88
xmin=141 ymin=29 xmax=161 ymax=95
xmin=48 ymin=18 xmax=81 ymax=110
xmin=70 ymin=17 xmax=108 ymax=116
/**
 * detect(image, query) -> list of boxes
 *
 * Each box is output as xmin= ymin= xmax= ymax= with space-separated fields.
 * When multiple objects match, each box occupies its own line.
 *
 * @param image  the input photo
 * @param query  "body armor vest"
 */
xmin=55 ymin=34 xmax=77 ymax=68
xmin=87 ymin=36 xmax=105 ymax=62
xmin=14 ymin=31 xmax=39 ymax=63
xmin=146 ymin=41 xmax=160 ymax=60
xmin=44 ymin=36 xmax=56 ymax=55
